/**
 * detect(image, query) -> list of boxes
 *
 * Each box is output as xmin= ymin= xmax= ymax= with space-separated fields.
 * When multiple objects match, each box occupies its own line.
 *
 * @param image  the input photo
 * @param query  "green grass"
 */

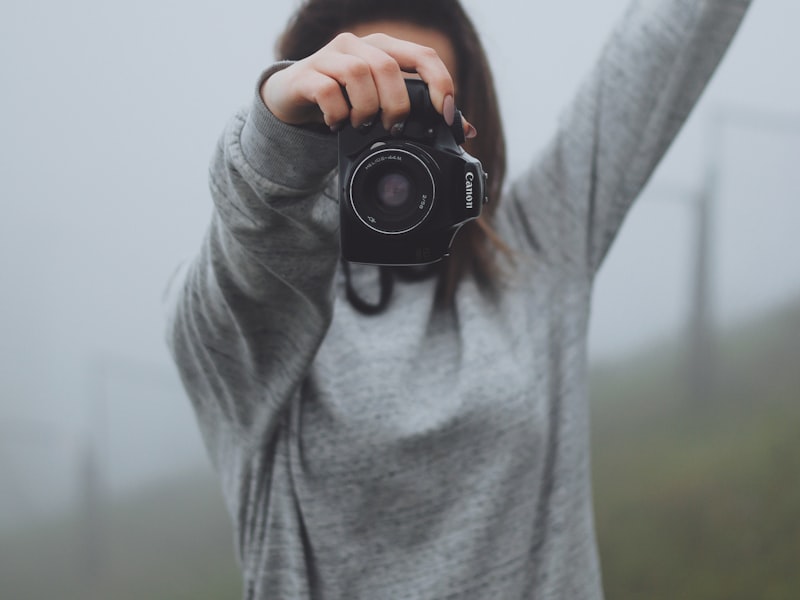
xmin=0 ymin=472 xmax=241 ymax=600
xmin=591 ymin=297 xmax=800 ymax=600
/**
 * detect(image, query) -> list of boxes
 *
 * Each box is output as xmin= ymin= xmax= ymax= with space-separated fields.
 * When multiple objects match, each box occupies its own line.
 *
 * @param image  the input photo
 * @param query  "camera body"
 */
xmin=338 ymin=79 xmax=487 ymax=265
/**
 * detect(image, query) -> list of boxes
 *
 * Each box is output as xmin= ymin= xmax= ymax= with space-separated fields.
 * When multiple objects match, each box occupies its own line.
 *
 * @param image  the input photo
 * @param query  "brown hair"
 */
xmin=277 ymin=0 xmax=507 ymax=302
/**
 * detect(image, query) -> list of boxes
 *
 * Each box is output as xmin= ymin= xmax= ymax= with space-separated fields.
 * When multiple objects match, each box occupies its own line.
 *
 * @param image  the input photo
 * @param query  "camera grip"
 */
xmin=404 ymin=79 xmax=465 ymax=145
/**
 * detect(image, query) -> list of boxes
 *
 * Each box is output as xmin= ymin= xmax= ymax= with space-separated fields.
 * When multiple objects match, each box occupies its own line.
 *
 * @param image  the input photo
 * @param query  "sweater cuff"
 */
xmin=240 ymin=63 xmax=339 ymax=190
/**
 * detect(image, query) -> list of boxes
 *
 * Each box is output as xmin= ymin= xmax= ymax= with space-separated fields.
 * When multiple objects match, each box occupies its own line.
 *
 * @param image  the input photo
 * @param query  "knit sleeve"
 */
xmin=507 ymin=0 xmax=751 ymax=275
xmin=164 ymin=66 xmax=340 ymax=467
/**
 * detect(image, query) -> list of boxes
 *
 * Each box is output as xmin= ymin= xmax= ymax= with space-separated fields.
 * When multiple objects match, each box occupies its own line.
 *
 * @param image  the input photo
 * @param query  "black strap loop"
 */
xmin=341 ymin=259 xmax=395 ymax=316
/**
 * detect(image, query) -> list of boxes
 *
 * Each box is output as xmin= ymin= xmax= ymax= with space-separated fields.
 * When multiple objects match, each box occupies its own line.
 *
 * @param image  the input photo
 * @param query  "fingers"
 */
xmin=357 ymin=33 xmax=456 ymax=123
xmin=309 ymin=37 xmax=412 ymax=130
xmin=462 ymin=117 xmax=478 ymax=140
xmin=304 ymin=72 xmax=352 ymax=129
xmin=264 ymin=31 xmax=458 ymax=132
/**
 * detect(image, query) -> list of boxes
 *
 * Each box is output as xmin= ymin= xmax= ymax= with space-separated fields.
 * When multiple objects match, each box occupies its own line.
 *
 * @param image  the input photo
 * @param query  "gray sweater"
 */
xmin=165 ymin=1 xmax=750 ymax=598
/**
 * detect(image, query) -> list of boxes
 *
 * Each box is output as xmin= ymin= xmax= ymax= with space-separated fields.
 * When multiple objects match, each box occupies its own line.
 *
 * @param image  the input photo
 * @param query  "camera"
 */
xmin=338 ymin=79 xmax=488 ymax=265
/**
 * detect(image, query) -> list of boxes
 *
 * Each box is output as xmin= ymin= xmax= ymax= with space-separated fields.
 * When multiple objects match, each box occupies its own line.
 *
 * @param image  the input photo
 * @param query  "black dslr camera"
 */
xmin=338 ymin=79 xmax=487 ymax=265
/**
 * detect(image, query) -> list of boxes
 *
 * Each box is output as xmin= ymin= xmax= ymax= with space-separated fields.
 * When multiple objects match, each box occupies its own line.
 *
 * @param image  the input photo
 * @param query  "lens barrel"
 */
xmin=348 ymin=147 xmax=436 ymax=235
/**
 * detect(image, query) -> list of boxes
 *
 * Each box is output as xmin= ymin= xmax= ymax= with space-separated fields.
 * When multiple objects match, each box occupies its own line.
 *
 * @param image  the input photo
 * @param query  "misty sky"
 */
xmin=1 ymin=0 xmax=798 ymax=524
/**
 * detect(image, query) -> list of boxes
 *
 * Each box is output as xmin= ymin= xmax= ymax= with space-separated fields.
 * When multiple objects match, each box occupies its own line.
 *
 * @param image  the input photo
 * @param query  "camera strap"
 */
xmin=341 ymin=259 xmax=395 ymax=316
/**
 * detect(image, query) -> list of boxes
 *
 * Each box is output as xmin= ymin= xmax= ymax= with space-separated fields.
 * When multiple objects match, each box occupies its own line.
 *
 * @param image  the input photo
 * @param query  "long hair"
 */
xmin=276 ymin=0 xmax=507 ymax=303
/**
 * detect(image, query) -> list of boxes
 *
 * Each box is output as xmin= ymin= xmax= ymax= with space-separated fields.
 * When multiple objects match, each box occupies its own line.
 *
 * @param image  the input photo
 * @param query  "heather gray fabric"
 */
xmin=165 ymin=1 xmax=750 ymax=598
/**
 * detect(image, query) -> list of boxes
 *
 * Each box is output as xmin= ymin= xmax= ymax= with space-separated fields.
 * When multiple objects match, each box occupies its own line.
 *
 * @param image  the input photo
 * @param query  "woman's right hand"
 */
xmin=261 ymin=31 xmax=458 ymax=133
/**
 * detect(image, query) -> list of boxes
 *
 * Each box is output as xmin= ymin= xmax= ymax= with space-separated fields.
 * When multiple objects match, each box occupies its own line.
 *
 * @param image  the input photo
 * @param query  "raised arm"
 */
xmin=507 ymin=0 xmax=752 ymax=275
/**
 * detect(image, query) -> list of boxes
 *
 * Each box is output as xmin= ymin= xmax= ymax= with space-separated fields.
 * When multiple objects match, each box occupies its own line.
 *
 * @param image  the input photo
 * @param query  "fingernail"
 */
xmin=330 ymin=121 xmax=345 ymax=133
xmin=443 ymin=95 xmax=455 ymax=126
xmin=358 ymin=119 xmax=374 ymax=132
xmin=390 ymin=121 xmax=406 ymax=137
xmin=465 ymin=123 xmax=478 ymax=139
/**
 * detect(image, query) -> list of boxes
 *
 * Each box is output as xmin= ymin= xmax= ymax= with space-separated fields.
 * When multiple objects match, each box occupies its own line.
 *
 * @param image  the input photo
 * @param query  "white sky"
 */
xmin=1 ymin=0 xmax=798 ymax=522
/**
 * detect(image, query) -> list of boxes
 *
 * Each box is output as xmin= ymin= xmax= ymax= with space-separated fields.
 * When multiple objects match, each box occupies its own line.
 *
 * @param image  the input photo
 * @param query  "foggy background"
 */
xmin=1 ymin=0 xmax=798 ymax=598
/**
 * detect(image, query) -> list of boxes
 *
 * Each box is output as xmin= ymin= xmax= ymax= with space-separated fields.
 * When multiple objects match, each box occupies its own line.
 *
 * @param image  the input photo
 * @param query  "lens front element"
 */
xmin=376 ymin=173 xmax=411 ymax=209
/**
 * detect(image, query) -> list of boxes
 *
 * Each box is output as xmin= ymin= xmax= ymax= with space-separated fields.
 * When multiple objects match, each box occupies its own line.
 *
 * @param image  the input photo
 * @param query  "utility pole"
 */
xmin=79 ymin=352 xmax=179 ymax=598
xmin=83 ymin=357 xmax=108 ymax=600
xmin=80 ymin=438 xmax=103 ymax=585
xmin=686 ymin=160 xmax=717 ymax=405
xmin=685 ymin=106 xmax=800 ymax=405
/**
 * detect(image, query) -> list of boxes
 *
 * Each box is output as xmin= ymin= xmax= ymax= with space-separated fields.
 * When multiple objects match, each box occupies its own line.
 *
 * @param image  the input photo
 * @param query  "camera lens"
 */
xmin=348 ymin=147 xmax=436 ymax=235
xmin=376 ymin=172 xmax=411 ymax=209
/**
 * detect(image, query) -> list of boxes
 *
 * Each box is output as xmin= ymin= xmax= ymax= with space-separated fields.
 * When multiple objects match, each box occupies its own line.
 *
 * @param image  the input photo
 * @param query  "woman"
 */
xmin=165 ymin=0 xmax=751 ymax=598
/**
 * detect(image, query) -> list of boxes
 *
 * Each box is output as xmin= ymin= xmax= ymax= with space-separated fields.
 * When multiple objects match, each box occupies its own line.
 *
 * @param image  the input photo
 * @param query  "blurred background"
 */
xmin=1 ymin=0 xmax=798 ymax=598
